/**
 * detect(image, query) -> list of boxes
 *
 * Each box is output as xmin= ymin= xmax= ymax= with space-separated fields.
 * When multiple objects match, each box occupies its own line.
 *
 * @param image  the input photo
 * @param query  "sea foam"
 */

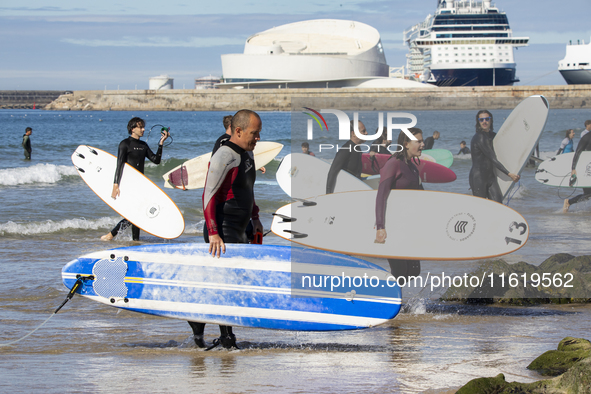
xmin=0 ymin=217 xmax=118 ymax=235
xmin=0 ymin=164 xmax=78 ymax=186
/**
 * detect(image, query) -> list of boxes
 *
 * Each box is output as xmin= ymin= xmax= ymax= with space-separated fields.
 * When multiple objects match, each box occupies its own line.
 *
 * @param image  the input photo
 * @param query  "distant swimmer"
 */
xmin=563 ymin=131 xmax=591 ymax=212
xmin=301 ymin=142 xmax=315 ymax=156
xmin=469 ymin=110 xmax=520 ymax=203
xmin=424 ymin=130 xmax=440 ymax=150
xmin=556 ymin=129 xmax=575 ymax=155
xmin=101 ymin=117 xmax=170 ymax=241
xmin=326 ymin=120 xmax=367 ymax=194
xmin=458 ymin=140 xmax=470 ymax=155
xmin=22 ymin=127 xmax=32 ymax=160
xmin=374 ymin=127 xmax=424 ymax=278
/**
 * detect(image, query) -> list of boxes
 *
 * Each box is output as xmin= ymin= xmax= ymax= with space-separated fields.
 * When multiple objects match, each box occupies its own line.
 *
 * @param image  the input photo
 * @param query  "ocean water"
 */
xmin=1 ymin=108 xmax=591 ymax=393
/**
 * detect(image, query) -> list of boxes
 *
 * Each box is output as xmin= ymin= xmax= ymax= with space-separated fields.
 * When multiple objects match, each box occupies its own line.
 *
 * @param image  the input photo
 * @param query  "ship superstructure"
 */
xmin=403 ymin=0 xmax=529 ymax=86
xmin=558 ymin=39 xmax=591 ymax=85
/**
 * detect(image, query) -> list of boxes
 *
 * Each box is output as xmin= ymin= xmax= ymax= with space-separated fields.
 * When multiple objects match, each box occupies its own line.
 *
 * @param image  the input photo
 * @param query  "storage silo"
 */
xmin=149 ymin=75 xmax=174 ymax=90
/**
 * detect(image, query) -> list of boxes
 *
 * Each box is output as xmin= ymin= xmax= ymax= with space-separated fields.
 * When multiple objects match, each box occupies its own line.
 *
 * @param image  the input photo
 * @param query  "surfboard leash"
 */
xmin=505 ymin=180 xmax=521 ymax=206
xmin=146 ymin=124 xmax=173 ymax=147
xmin=0 ymin=275 xmax=94 ymax=347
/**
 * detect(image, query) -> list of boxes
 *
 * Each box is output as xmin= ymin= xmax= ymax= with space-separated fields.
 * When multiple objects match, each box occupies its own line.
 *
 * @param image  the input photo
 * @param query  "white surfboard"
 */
xmin=72 ymin=145 xmax=185 ymax=239
xmin=271 ymin=190 xmax=529 ymax=260
xmin=535 ymin=152 xmax=591 ymax=188
xmin=163 ymin=141 xmax=283 ymax=190
xmin=276 ymin=153 xmax=371 ymax=199
xmin=494 ymin=95 xmax=549 ymax=198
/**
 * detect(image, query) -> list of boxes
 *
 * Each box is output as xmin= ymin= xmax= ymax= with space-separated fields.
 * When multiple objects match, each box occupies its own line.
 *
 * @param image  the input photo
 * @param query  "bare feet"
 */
xmin=563 ymin=199 xmax=570 ymax=213
xmin=100 ymin=232 xmax=114 ymax=241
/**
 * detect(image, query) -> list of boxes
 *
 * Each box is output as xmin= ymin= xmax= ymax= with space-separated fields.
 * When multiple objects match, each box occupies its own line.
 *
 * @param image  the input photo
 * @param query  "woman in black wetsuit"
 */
xmin=469 ymin=110 xmax=520 ymax=203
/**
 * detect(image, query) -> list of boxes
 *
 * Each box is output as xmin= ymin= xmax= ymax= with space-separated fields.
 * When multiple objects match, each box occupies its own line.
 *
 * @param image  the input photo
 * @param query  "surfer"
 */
xmin=374 ymin=127 xmax=424 ymax=278
xmin=458 ymin=140 xmax=470 ymax=155
xmin=469 ymin=110 xmax=520 ymax=203
xmin=563 ymin=131 xmax=591 ymax=212
xmin=556 ymin=129 xmax=575 ymax=155
xmin=301 ymin=142 xmax=315 ymax=156
xmin=213 ymin=114 xmax=265 ymax=173
xmin=326 ymin=120 xmax=367 ymax=194
xmin=424 ymin=130 xmax=439 ymax=150
xmin=101 ymin=117 xmax=170 ymax=241
xmin=22 ymin=127 xmax=32 ymax=160
xmin=197 ymin=109 xmax=263 ymax=349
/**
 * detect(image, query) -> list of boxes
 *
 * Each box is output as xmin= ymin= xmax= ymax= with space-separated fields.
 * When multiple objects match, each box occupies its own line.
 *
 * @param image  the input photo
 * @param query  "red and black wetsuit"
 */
xmin=110 ymin=137 xmax=163 ymax=240
xmin=375 ymin=155 xmax=423 ymax=278
xmin=202 ymin=141 xmax=259 ymax=244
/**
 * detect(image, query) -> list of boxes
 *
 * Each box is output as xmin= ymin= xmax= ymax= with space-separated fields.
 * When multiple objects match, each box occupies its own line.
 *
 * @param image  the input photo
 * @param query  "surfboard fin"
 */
xmin=284 ymin=230 xmax=308 ymax=239
xmin=293 ymin=198 xmax=317 ymax=207
xmin=272 ymin=213 xmax=296 ymax=222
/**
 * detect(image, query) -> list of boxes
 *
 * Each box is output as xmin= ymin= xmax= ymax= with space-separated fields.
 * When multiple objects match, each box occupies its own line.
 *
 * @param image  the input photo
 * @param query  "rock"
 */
xmin=528 ymin=337 xmax=591 ymax=376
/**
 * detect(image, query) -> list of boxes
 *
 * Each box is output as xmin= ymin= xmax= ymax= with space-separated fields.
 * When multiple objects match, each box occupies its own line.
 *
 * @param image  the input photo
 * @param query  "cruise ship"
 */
xmin=558 ymin=39 xmax=591 ymax=85
xmin=403 ymin=0 xmax=529 ymax=86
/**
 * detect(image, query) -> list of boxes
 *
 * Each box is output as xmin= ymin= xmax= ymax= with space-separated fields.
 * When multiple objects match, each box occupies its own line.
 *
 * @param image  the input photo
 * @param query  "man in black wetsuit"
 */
xmin=469 ymin=110 xmax=519 ymax=203
xmin=563 ymin=131 xmax=591 ymax=212
xmin=458 ymin=140 xmax=470 ymax=155
xmin=22 ymin=127 xmax=32 ymax=160
xmin=326 ymin=120 xmax=367 ymax=194
xmin=190 ymin=109 xmax=263 ymax=350
xmin=101 ymin=117 xmax=170 ymax=241
xmin=424 ymin=130 xmax=440 ymax=150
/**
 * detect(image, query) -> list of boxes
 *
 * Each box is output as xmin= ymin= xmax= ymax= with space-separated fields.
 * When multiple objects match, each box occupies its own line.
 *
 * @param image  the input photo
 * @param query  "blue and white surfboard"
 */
xmin=62 ymin=244 xmax=402 ymax=331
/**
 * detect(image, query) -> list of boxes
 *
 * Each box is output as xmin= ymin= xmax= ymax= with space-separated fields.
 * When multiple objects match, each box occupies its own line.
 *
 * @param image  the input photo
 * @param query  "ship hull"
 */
xmin=429 ymin=67 xmax=517 ymax=87
xmin=559 ymin=69 xmax=591 ymax=85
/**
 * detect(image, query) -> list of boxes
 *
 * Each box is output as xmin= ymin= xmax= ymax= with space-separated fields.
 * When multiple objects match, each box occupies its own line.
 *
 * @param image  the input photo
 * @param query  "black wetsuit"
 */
xmin=22 ymin=134 xmax=31 ymax=160
xmin=326 ymin=140 xmax=363 ymax=194
xmin=469 ymin=130 xmax=510 ymax=203
xmin=458 ymin=146 xmax=470 ymax=155
xmin=109 ymin=137 xmax=163 ymax=240
xmin=568 ymin=132 xmax=591 ymax=206
xmin=424 ymin=136 xmax=435 ymax=150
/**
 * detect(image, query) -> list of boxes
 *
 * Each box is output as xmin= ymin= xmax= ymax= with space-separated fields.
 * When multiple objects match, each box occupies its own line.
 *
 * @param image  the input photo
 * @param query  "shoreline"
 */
xmin=39 ymin=85 xmax=591 ymax=112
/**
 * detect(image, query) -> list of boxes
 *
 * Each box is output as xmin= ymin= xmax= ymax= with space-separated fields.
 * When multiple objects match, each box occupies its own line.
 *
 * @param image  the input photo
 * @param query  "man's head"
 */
xmin=433 ymin=130 xmax=440 ymax=139
xmin=301 ymin=142 xmax=310 ymax=153
xmin=127 ymin=117 xmax=145 ymax=135
xmin=476 ymin=110 xmax=493 ymax=132
xmin=230 ymin=109 xmax=261 ymax=151
xmin=460 ymin=140 xmax=466 ymax=148
xmin=585 ymin=120 xmax=591 ymax=130
xmin=223 ymin=115 xmax=233 ymax=134
xmin=25 ymin=127 xmax=32 ymax=136
xmin=349 ymin=120 xmax=367 ymax=145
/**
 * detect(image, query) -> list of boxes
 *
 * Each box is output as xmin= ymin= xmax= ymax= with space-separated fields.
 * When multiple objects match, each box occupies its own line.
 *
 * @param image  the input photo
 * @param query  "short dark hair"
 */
xmin=460 ymin=140 xmax=466 ymax=145
xmin=223 ymin=115 xmax=233 ymax=130
xmin=25 ymin=127 xmax=32 ymax=132
xmin=231 ymin=109 xmax=260 ymax=134
xmin=585 ymin=120 xmax=591 ymax=127
xmin=127 ymin=117 xmax=145 ymax=134
xmin=301 ymin=142 xmax=309 ymax=148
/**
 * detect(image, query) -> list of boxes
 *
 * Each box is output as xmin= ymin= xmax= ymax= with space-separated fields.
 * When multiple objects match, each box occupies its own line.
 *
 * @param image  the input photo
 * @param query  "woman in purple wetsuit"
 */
xmin=374 ymin=127 xmax=424 ymax=278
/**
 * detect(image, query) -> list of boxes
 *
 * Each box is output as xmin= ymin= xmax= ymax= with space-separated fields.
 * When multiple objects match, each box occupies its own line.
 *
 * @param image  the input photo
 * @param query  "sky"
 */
xmin=1 ymin=0 xmax=590 ymax=90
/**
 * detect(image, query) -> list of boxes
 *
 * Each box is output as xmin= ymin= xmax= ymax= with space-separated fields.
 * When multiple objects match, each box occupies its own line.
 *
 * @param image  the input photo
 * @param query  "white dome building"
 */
xmin=219 ymin=19 xmax=428 ymax=89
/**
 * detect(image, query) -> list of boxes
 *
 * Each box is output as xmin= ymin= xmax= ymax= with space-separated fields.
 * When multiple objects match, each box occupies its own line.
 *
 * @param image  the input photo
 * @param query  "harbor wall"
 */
xmin=44 ymin=85 xmax=591 ymax=111
xmin=1 ymin=90 xmax=70 ymax=109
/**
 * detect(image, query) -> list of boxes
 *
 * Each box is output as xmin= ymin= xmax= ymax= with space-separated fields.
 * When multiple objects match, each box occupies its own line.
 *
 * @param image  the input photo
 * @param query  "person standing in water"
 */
xmin=101 ymin=117 xmax=170 ymax=241
xmin=22 ymin=127 xmax=32 ymax=160
xmin=374 ymin=127 xmax=425 ymax=278
xmin=469 ymin=110 xmax=520 ymax=203
xmin=563 ymin=131 xmax=591 ymax=212
xmin=556 ymin=129 xmax=575 ymax=155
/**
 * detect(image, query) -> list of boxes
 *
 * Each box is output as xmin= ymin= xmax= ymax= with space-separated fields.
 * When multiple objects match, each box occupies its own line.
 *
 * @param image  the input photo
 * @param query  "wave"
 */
xmin=0 ymin=217 xmax=118 ymax=235
xmin=0 ymin=164 xmax=78 ymax=186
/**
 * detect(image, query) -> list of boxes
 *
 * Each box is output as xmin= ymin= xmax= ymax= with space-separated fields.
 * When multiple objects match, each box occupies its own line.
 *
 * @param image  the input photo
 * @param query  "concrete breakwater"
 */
xmin=45 ymin=85 xmax=591 ymax=112
xmin=1 ymin=90 xmax=70 ymax=109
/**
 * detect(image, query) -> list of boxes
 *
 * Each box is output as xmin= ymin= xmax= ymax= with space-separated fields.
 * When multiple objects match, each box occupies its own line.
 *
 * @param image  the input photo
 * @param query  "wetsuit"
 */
xmin=557 ymin=138 xmax=574 ymax=155
xmin=469 ymin=130 xmax=510 ymax=203
xmin=375 ymin=156 xmax=423 ymax=278
xmin=424 ymin=136 xmax=435 ymax=150
xmin=22 ymin=134 xmax=31 ymax=160
xmin=326 ymin=139 xmax=363 ymax=194
xmin=109 ymin=137 xmax=163 ymax=240
xmin=568 ymin=132 xmax=591 ymax=206
xmin=458 ymin=146 xmax=470 ymax=155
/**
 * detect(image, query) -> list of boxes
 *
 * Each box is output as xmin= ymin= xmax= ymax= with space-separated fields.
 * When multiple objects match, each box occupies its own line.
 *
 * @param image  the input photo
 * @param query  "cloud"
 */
xmin=61 ymin=36 xmax=245 ymax=48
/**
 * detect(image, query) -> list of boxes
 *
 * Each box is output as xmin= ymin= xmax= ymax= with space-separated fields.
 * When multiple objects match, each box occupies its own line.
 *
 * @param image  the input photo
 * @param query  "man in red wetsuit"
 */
xmin=189 ymin=109 xmax=263 ymax=349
